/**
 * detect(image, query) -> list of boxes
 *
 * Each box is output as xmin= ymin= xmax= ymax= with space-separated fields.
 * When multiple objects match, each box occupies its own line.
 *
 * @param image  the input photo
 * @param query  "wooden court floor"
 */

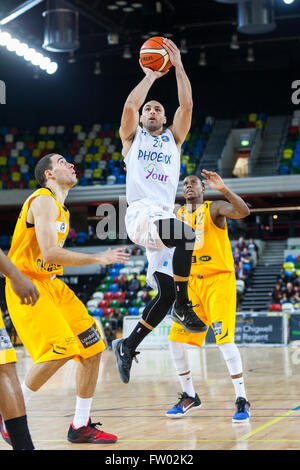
xmin=1 ymin=345 xmax=300 ymax=451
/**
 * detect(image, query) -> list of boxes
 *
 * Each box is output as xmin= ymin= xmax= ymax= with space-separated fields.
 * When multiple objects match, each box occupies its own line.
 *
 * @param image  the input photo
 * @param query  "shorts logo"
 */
xmin=78 ymin=323 xmax=101 ymax=349
xmin=212 ymin=322 xmax=222 ymax=336
xmin=144 ymin=163 xmax=168 ymax=183
xmin=199 ymin=256 xmax=211 ymax=262
xmin=0 ymin=329 xmax=13 ymax=351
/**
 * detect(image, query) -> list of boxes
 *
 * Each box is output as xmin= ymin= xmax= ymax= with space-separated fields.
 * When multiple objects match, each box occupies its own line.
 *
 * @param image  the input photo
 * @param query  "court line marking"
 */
xmin=15 ymin=438 xmax=300 ymax=444
xmin=237 ymin=405 xmax=300 ymax=442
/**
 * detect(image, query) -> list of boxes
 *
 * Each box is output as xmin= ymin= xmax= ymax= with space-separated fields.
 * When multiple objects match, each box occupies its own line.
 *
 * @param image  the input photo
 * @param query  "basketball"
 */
xmin=140 ymin=36 xmax=172 ymax=73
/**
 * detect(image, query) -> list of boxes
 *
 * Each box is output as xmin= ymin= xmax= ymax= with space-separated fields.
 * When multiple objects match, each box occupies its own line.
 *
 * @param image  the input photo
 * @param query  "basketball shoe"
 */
xmin=171 ymin=301 xmax=207 ymax=333
xmin=67 ymin=419 xmax=117 ymax=444
xmin=0 ymin=415 xmax=11 ymax=446
xmin=232 ymin=397 xmax=251 ymax=423
xmin=112 ymin=338 xmax=140 ymax=384
xmin=166 ymin=392 xmax=202 ymax=418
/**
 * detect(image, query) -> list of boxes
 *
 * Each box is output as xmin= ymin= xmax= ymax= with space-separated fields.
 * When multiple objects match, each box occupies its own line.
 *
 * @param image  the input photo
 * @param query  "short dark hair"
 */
xmin=34 ymin=153 xmax=56 ymax=187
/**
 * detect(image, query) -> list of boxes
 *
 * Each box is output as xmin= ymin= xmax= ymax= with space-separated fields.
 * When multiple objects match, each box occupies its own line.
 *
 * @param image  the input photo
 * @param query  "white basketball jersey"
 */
xmin=124 ymin=126 xmax=180 ymax=210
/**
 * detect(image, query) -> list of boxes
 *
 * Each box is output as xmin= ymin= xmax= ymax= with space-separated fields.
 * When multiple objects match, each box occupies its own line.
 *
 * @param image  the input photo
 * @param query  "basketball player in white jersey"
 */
xmin=113 ymin=38 xmax=207 ymax=384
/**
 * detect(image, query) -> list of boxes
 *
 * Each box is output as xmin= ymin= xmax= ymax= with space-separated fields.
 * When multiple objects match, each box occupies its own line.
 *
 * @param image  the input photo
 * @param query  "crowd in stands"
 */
xmin=269 ymin=253 xmax=300 ymax=312
xmin=232 ymin=237 xmax=258 ymax=285
xmin=279 ymin=110 xmax=300 ymax=176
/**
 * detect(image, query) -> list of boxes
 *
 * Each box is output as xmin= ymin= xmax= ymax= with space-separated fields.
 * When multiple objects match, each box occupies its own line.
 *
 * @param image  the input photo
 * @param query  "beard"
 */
xmin=144 ymin=119 xmax=163 ymax=133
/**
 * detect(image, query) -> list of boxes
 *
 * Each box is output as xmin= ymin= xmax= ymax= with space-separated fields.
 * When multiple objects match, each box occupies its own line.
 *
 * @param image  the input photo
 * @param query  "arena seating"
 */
xmin=278 ymin=110 xmax=300 ymax=175
xmin=0 ymin=118 xmax=212 ymax=189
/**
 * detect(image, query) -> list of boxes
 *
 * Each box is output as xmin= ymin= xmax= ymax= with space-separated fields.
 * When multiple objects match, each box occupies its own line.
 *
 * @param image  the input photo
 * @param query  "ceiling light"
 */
xmin=180 ymin=39 xmax=188 ymax=54
xmin=132 ymin=2 xmax=143 ymax=7
xmin=107 ymin=4 xmax=119 ymax=10
xmin=107 ymin=32 xmax=119 ymax=45
xmin=198 ymin=50 xmax=207 ymax=66
xmin=230 ymin=34 xmax=240 ymax=50
xmin=123 ymin=6 xmax=134 ymax=12
xmin=68 ymin=51 xmax=76 ymax=63
xmin=0 ymin=31 xmax=11 ymax=46
xmin=94 ymin=60 xmax=101 ymax=75
xmin=6 ymin=38 xmax=20 ymax=52
xmin=247 ymin=46 xmax=255 ymax=63
xmin=116 ymin=1 xmax=127 ymax=5
xmin=46 ymin=61 xmax=58 ymax=74
xmin=123 ymin=45 xmax=132 ymax=59
xmin=283 ymin=0 xmax=295 ymax=4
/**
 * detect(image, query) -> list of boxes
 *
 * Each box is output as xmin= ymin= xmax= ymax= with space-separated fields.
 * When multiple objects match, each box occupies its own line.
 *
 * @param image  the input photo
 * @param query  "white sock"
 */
xmin=21 ymin=382 xmax=36 ymax=405
xmin=232 ymin=377 xmax=247 ymax=400
xmin=72 ymin=397 xmax=93 ymax=429
xmin=218 ymin=343 xmax=247 ymax=400
xmin=179 ymin=372 xmax=196 ymax=398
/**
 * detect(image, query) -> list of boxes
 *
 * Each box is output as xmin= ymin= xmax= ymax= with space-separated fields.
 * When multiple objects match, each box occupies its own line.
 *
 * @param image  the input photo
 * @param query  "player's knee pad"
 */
xmin=219 ymin=342 xmax=243 ymax=376
xmin=169 ymin=340 xmax=190 ymax=374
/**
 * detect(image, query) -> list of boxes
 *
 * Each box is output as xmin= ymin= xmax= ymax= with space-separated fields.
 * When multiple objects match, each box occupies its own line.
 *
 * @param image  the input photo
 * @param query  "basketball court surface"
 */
xmin=1 ymin=345 xmax=299 ymax=451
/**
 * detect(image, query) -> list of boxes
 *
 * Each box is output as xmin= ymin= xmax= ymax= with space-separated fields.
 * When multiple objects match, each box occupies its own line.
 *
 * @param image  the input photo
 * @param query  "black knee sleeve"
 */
xmin=155 ymin=218 xmax=195 ymax=277
xmin=142 ymin=272 xmax=175 ymax=328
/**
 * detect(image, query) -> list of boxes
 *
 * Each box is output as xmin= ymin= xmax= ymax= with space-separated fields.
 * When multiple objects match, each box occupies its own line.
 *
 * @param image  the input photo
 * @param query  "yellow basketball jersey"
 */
xmin=8 ymin=188 xmax=70 ymax=279
xmin=176 ymin=201 xmax=234 ymax=276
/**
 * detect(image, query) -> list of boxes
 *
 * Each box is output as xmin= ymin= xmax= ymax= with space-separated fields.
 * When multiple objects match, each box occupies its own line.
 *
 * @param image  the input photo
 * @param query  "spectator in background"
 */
xmin=290 ymin=270 xmax=300 ymax=287
xmin=240 ymin=247 xmax=252 ymax=266
xmin=235 ymin=237 xmax=246 ymax=252
xmin=283 ymin=282 xmax=297 ymax=300
xmin=269 ymin=283 xmax=282 ymax=303
xmin=118 ymin=274 xmax=128 ymax=292
xmin=104 ymin=324 xmax=116 ymax=350
xmin=277 ymin=268 xmax=291 ymax=285
xmin=233 ymin=247 xmax=241 ymax=266
xmin=236 ymin=260 xmax=248 ymax=282
xmin=141 ymin=287 xmax=151 ymax=305
xmin=109 ymin=310 xmax=122 ymax=331
xmin=247 ymin=238 xmax=259 ymax=259
xmin=128 ymin=273 xmax=141 ymax=293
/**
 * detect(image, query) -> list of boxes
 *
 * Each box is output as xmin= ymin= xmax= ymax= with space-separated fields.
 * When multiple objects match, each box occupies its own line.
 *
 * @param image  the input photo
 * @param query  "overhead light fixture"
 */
xmin=230 ymin=34 xmax=240 ymax=50
xmin=156 ymin=1 xmax=162 ymax=13
xmin=132 ymin=2 xmax=143 ymax=7
xmin=180 ymin=39 xmax=188 ymax=54
xmin=198 ymin=50 xmax=207 ymax=66
xmin=123 ymin=45 xmax=132 ymax=59
xmin=68 ymin=51 xmax=76 ymax=63
xmin=107 ymin=32 xmax=119 ymax=45
xmin=247 ymin=46 xmax=255 ymax=63
xmin=283 ymin=0 xmax=295 ymax=4
xmin=163 ymin=33 xmax=173 ymax=38
xmin=107 ymin=4 xmax=119 ymax=10
xmin=94 ymin=60 xmax=101 ymax=75
xmin=0 ymin=28 xmax=58 ymax=74
xmin=123 ymin=6 xmax=134 ymax=12
xmin=116 ymin=1 xmax=127 ymax=5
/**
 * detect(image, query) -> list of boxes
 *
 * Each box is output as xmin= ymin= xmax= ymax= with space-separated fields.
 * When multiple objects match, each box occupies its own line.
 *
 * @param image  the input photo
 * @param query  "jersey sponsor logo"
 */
xmin=161 ymin=135 xmax=170 ymax=142
xmin=78 ymin=323 xmax=101 ymax=349
xmin=138 ymin=149 xmax=171 ymax=164
xmin=144 ymin=163 xmax=168 ymax=183
xmin=199 ymin=255 xmax=211 ymax=262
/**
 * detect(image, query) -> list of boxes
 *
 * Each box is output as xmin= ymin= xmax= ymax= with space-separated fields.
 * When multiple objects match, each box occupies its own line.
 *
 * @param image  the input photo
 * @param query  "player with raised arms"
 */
xmin=113 ymin=38 xmax=207 ymax=384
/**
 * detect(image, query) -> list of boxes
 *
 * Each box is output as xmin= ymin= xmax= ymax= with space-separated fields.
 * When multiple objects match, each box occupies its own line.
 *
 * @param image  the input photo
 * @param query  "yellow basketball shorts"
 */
xmin=5 ymin=276 xmax=106 ymax=364
xmin=0 ymin=310 xmax=17 ymax=365
xmin=169 ymin=272 xmax=237 ymax=347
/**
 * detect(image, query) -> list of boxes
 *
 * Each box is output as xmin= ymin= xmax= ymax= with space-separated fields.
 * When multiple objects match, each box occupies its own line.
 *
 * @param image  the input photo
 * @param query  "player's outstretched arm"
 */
xmin=31 ymin=196 xmax=130 ymax=266
xmin=201 ymin=169 xmax=250 ymax=219
xmin=0 ymin=249 xmax=39 ymax=305
xmin=119 ymin=60 xmax=169 ymax=152
xmin=164 ymin=39 xmax=193 ymax=147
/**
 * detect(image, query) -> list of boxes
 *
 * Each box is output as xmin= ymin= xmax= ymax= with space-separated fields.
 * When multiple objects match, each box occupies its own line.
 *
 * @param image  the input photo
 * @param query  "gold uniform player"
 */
xmin=166 ymin=171 xmax=251 ymax=422
xmin=4 ymin=153 xmax=129 ymax=445
xmin=0 ymin=247 xmax=39 ymax=450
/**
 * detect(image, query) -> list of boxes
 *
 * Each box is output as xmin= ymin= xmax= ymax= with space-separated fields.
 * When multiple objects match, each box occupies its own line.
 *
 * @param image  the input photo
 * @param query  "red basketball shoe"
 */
xmin=0 ymin=414 xmax=12 ymax=446
xmin=67 ymin=419 xmax=117 ymax=444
